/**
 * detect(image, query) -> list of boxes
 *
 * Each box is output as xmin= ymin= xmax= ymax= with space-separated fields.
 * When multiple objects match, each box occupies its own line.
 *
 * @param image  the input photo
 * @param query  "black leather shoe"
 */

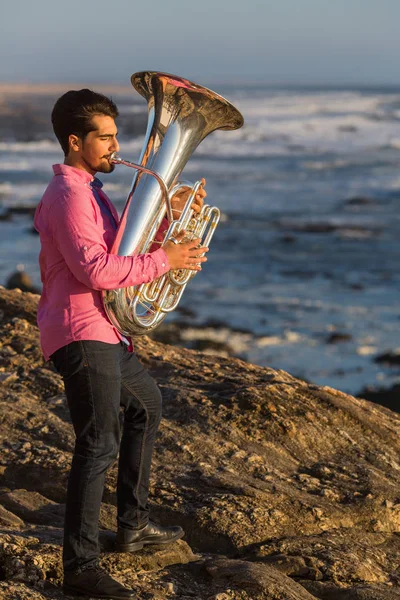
xmin=115 ymin=521 xmax=184 ymax=552
xmin=63 ymin=564 xmax=136 ymax=599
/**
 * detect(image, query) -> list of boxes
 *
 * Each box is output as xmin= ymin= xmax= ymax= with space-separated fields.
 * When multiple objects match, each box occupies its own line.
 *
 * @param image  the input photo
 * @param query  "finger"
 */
xmin=187 ymin=252 xmax=208 ymax=259
xmin=168 ymin=230 xmax=186 ymax=243
xmin=187 ymin=244 xmax=209 ymax=254
xmin=194 ymin=196 xmax=206 ymax=207
xmin=188 ymin=247 xmax=209 ymax=256
xmin=188 ymin=244 xmax=209 ymax=251
xmin=183 ymin=236 xmax=201 ymax=247
xmin=188 ymin=256 xmax=208 ymax=263
xmin=174 ymin=186 xmax=190 ymax=196
xmin=191 ymin=200 xmax=203 ymax=213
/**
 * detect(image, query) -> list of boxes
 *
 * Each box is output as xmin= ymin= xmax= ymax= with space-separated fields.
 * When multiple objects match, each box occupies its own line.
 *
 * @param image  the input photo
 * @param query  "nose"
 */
xmin=111 ymin=137 xmax=119 ymax=153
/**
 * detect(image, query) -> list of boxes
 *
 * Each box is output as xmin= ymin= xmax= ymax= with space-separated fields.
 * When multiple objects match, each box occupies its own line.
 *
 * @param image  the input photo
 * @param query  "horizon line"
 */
xmin=2 ymin=79 xmax=400 ymax=92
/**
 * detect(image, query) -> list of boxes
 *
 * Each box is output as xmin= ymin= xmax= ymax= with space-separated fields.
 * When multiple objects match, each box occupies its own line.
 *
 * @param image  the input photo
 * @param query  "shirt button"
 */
xmin=162 ymin=263 xmax=165 ymax=267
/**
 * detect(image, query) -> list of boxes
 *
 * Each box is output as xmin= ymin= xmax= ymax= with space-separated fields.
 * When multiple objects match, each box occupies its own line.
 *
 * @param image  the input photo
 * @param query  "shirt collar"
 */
xmin=52 ymin=164 xmax=103 ymax=188
xmin=91 ymin=177 xmax=103 ymax=189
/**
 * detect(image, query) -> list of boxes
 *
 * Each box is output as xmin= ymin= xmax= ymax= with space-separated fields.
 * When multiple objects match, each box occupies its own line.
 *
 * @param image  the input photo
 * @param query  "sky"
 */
xmin=1 ymin=0 xmax=400 ymax=86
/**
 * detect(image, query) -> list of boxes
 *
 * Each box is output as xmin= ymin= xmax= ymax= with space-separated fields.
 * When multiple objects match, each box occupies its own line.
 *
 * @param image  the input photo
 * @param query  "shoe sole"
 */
xmin=63 ymin=583 xmax=134 ymax=599
xmin=116 ymin=530 xmax=184 ymax=553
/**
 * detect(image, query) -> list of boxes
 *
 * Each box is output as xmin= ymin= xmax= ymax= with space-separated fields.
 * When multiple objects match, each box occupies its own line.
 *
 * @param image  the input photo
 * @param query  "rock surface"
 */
xmin=0 ymin=285 xmax=399 ymax=599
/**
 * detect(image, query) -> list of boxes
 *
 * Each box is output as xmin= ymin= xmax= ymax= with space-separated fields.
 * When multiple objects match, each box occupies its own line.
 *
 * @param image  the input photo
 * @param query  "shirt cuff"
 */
xmin=150 ymin=247 xmax=171 ymax=276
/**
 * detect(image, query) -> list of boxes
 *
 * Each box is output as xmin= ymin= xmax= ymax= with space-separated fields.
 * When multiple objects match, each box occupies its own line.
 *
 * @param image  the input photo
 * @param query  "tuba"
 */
xmin=102 ymin=71 xmax=244 ymax=336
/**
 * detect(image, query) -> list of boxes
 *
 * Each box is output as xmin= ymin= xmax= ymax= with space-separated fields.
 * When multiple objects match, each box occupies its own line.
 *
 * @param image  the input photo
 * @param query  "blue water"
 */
xmin=1 ymin=84 xmax=400 ymax=396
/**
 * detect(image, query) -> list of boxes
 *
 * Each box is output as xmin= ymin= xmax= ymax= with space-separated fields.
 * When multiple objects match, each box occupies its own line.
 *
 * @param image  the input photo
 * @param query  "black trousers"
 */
xmin=51 ymin=340 xmax=162 ymax=573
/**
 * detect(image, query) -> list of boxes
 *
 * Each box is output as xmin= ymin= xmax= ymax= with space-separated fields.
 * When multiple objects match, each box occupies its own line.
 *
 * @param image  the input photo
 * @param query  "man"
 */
xmin=34 ymin=88 xmax=208 ymax=600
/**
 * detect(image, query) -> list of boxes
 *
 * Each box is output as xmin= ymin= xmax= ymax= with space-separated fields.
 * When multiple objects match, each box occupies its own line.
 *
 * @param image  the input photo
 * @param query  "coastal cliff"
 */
xmin=0 ymin=286 xmax=399 ymax=599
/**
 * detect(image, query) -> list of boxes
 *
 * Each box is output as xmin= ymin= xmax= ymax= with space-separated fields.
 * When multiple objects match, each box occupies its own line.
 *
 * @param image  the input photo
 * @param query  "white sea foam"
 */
xmin=118 ymin=138 xmax=147 ymax=154
xmin=0 ymin=182 xmax=13 ymax=196
xmin=0 ymin=140 xmax=59 ymax=153
xmin=1 ymin=91 xmax=400 ymax=162
xmin=232 ymin=89 xmax=393 ymax=119
xmin=117 ymin=104 xmax=147 ymax=115
xmin=0 ymin=182 xmax=48 ymax=203
xmin=225 ymin=114 xmax=400 ymax=155
xmin=192 ymin=90 xmax=400 ymax=156
xmin=0 ymin=156 xmax=56 ymax=173
xmin=0 ymin=161 xmax=31 ymax=171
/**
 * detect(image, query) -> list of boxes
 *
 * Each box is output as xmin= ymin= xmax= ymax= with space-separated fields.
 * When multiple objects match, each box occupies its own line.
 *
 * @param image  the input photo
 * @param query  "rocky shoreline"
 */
xmin=5 ymin=266 xmax=400 ymax=414
xmin=0 ymin=286 xmax=399 ymax=599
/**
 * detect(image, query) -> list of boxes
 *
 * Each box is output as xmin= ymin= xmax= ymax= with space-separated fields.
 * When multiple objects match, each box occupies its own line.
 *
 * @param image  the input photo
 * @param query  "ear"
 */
xmin=68 ymin=134 xmax=81 ymax=153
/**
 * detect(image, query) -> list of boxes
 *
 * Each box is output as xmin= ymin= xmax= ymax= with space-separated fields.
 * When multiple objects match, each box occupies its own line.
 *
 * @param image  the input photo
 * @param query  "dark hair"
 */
xmin=51 ymin=89 xmax=119 ymax=155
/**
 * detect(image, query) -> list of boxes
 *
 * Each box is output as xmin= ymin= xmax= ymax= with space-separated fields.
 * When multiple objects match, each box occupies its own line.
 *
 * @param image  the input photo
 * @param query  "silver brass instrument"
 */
xmin=102 ymin=71 xmax=244 ymax=336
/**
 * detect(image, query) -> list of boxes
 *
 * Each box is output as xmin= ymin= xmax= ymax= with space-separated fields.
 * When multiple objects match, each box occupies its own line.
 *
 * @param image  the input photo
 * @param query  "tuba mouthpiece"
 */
xmin=109 ymin=152 xmax=121 ymax=164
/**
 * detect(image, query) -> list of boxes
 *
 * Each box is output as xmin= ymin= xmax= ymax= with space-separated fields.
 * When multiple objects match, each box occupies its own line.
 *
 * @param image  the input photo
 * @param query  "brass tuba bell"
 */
xmin=102 ymin=71 xmax=244 ymax=336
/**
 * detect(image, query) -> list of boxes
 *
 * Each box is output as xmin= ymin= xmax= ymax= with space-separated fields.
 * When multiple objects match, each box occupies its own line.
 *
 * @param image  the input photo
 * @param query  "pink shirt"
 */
xmin=34 ymin=164 xmax=170 ymax=360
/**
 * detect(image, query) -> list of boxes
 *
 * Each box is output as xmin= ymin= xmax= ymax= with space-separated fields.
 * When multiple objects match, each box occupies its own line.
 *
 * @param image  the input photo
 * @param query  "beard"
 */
xmin=82 ymin=155 xmax=115 ymax=174
xmin=97 ymin=159 xmax=115 ymax=174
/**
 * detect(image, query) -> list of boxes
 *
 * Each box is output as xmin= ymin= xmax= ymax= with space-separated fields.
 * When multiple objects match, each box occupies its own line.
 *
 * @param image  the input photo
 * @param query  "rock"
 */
xmin=205 ymin=557 xmax=317 ymax=599
xmin=0 ymin=490 xmax=64 ymax=527
xmin=5 ymin=269 xmax=40 ymax=294
xmin=326 ymin=332 xmax=352 ymax=344
xmin=290 ymin=222 xmax=337 ymax=233
xmin=280 ymin=235 xmax=296 ymax=244
xmin=0 ymin=582 xmax=50 ymax=600
xmin=101 ymin=537 xmax=197 ymax=572
xmin=338 ymin=125 xmax=358 ymax=133
xmin=302 ymin=581 xmax=400 ymax=599
xmin=0 ymin=532 xmax=62 ymax=586
xmin=162 ymin=581 xmax=176 ymax=593
xmin=149 ymin=319 xmax=253 ymax=358
xmin=7 ymin=206 xmax=36 ymax=216
xmin=0 ymin=504 xmax=25 ymax=529
xmin=374 ymin=350 xmax=400 ymax=366
xmin=344 ymin=196 xmax=376 ymax=206
xmin=243 ymin=529 xmax=400 ymax=586
xmin=279 ymin=218 xmax=380 ymax=237
xmin=0 ymin=286 xmax=400 ymax=599
xmin=0 ymin=208 xmax=11 ymax=222
xmin=358 ymin=384 xmax=400 ymax=414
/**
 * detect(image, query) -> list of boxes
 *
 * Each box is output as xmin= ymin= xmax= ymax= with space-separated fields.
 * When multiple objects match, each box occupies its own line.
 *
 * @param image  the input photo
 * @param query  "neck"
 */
xmin=64 ymin=155 xmax=96 ymax=176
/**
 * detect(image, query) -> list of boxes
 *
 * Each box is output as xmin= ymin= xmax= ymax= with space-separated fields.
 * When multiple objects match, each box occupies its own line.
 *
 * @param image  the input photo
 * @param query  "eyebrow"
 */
xmin=96 ymin=132 xmax=118 ymax=137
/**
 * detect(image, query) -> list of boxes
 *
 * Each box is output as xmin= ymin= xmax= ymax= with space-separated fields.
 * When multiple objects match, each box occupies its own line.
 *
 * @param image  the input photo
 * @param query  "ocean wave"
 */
xmin=233 ymin=91 xmax=387 ymax=121
xmin=0 ymin=140 xmax=59 ymax=152
xmin=0 ymin=182 xmax=48 ymax=204
xmin=2 ymin=90 xmax=400 ymax=174
xmin=2 ymin=94 xmax=400 ymax=159
xmin=0 ymin=155 xmax=55 ymax=173
xmin=0 ymin=161 xmax=31 ymax=171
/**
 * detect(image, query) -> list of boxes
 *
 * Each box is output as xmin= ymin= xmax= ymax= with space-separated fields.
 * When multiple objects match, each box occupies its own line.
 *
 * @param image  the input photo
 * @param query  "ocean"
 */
xmin=1 ymin=83 xmax=400 ymax=398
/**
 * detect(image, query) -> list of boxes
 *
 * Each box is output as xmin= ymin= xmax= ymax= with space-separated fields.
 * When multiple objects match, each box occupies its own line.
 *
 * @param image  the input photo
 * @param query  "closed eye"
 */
xmin=99 ymin=132 xmax=118 ymax=141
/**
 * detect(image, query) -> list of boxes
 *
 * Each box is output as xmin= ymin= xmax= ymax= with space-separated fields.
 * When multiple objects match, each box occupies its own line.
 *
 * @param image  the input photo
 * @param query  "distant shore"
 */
xmin=0 ymin=82 xmax=133 ymax=96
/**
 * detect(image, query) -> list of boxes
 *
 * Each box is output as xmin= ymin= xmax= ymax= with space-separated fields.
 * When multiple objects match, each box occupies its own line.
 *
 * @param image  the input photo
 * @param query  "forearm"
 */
xmin=76 ymin=247 xmax=170 ymax=290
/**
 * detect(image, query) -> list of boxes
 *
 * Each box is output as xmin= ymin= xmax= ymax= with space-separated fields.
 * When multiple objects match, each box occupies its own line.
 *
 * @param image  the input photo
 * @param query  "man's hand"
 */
xmin=170 ymin=178 xmax=207 ymax=221
xmin=163 ymin=231 xmax=209 ymax=271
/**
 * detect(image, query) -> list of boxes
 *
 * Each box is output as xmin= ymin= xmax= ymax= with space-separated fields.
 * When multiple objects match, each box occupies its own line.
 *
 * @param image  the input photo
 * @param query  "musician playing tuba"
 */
xmin=34 ymin=74 xmax=243 ymax=599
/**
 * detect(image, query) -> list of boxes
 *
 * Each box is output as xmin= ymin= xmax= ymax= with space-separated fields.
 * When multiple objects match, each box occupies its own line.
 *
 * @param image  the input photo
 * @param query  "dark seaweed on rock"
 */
xmin=0 ymin=286 xmax=399 ymax=599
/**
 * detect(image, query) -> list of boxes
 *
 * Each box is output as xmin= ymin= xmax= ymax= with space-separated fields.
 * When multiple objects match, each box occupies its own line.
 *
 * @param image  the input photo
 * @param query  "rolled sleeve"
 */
xmin=150 ymin=246 xmax=170 ymax=275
